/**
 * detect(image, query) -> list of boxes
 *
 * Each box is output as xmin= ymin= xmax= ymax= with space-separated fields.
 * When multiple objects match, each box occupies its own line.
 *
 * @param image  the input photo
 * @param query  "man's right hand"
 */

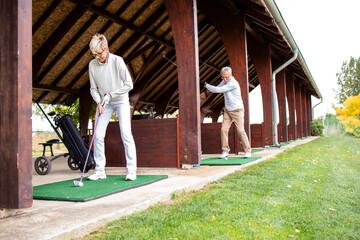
xmin=97 ymin=102 xmax=105 ymax=115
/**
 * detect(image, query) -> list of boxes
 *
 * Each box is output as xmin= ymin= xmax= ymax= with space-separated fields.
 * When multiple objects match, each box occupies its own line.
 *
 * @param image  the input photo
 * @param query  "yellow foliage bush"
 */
xmin=336 ymin=93 xmax=360 ymax=137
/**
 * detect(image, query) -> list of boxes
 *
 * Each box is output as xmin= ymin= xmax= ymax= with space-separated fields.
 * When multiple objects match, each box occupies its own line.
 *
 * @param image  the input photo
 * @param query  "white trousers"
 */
xmin=94 ymin=100 xmax=137 ymax=172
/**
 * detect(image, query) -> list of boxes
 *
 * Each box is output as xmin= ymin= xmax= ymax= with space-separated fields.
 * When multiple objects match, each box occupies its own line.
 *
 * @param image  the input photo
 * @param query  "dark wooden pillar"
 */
xmin=285 ymin=71 xmax=296 ymax=140
xmin=247 ymin=34 xmax=273 ymax=146
xmin=301 ymin=88 xmax=308 ymax=137
xmin=294 ymin=80 xmax=303 ymax=138
xmin=199 ymin=0 xmax=251 ymax=141
xmin=275 ymin=69 xmax=288 ymax=143
xmin=307 ymin=92 xmax=312 ymax=136
xmin=164 ymin=0 xmax=201 ymax=165
xmin=79 ymin=84 xmax=93 ymax=136
xmin=0 ymin=0 xmax=32 ymax=208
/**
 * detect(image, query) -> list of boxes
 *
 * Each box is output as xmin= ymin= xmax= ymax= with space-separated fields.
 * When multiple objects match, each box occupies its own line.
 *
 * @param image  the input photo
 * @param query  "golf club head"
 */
xmin=73 ymin=180 xmax=83 ymax=187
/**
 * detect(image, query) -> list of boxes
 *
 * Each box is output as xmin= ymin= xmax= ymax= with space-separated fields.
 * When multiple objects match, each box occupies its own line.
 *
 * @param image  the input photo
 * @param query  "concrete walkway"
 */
xmin=0 ymin=137 xmax=317 ymax=240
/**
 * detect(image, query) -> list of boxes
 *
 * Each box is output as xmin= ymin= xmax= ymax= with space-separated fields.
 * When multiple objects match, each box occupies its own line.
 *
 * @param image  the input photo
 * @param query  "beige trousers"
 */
xmin=221 ymin=108 xmax=251 ymax=154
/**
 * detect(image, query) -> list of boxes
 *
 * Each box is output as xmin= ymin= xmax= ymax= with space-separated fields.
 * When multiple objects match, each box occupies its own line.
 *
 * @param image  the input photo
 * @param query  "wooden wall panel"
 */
xmin=201 ymin=123 xmax=235 ymax=154
xmin=105 ymin=119 xmax=178 ymax=168
xmin=201 ymin=123 xmax=263 ymax=153
xmin=250 ymin=124 xmax=264 ymax=148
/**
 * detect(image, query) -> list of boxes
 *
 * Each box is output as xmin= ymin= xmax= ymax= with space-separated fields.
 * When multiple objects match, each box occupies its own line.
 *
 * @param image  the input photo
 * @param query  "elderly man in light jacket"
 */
xmin=202 ymin=66 xmax=252 ymax=159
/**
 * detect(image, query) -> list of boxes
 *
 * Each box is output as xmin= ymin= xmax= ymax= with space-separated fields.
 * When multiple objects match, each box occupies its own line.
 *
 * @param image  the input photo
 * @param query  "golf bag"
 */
xmin=55 ymin=114 xmax=95 ymax=173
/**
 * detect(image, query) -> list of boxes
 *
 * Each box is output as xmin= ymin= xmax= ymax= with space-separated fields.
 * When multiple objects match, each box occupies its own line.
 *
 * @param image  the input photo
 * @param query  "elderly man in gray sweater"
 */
xmin=202 ymin=66 xmax=252 ymax=159
xmin=88 ymin=33 xmax=137 ymax=181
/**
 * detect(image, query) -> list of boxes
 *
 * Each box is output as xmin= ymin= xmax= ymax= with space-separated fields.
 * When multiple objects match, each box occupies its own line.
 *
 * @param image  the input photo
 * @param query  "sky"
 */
xmin=268 ymin=0 xmax=360 ymax=119
xmin=249 ymin=0 xmax=360 ymax=123
xmin=33 ymin=0 xmax=360 ymax=130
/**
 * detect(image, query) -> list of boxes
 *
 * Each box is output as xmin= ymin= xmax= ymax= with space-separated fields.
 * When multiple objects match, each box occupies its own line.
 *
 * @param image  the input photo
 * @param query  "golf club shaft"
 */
xmin=78 ymin=109 xmax=103 ymax=182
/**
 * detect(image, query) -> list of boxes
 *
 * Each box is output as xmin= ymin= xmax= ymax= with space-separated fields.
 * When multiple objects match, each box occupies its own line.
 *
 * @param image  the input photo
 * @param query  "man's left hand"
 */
xmin=101 ymin=94 xmax=111 ymax=106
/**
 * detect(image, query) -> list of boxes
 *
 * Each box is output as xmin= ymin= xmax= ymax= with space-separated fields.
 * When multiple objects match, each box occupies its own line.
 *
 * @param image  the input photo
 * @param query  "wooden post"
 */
xmin=164 ymin=0 xmax=201 ymax=165
xmin=275 ymin=69 xmax=288 ymax=143
xmin=285 ymin=71 xmax=296 ymax=140
xmin=0 ymin=0 xmax=32 ymax=208
xmin=247 ymin=34 xmax=273 ymax=146
xmin=199 ymin=0 xmax=250 ymax=150
xmin=301 ymin=88 xmax=308 ymax=137
xmin=307 ymin=92 xmax=312 ymax=136
xmin=295 ymin=80 xmax=303 ymax=138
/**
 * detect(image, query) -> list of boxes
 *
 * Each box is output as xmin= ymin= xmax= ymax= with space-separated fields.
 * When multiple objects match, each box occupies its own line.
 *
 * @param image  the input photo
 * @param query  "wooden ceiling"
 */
xmin=32 ymin=0 xmax=320 ymax=117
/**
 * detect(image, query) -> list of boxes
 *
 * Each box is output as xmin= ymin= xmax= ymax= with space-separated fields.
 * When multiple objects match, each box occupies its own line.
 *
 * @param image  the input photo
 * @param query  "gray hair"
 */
xmin=89 ymin=33 xmax=108 ymax=52
xmin=220 ymin=66 xmax=232 ymax=74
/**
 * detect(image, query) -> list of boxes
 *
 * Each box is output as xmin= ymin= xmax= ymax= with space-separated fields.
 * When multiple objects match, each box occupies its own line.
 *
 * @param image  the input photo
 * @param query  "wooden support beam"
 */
xmin=301 ymin=88 xmax=308 ymax=137
xmin=87 ymin=3 xmax=174 ymax=49
xmin=0 ymin=0 xmax=32 ymax=209
xmin=48 ymin=2 xmax=167 ymax=104
xmin=295 ymin=79 xmax=303 ymax=138
xmin=307 ymin=92 xmax=312 ymax=136
xmin=199 ymin=0 xmax=251 ymax=144
xmin=133 ymin=44 xmax=162 ymax=83
xmin=33 ymin=3 xmax=91 ymax=79
xmin=33 ymin=83 xmax=83 ymax=95
xmin=125 ymin=42 xmax=157 ymax=63
xmin=247 ymin=33 xmax=273 ymax=146
xmin=235 ymin=0 xmax=266 ymax=13
xmin=155 ymin=80 xmax=178 ymax=116
xmin=164 ymin=0 xmax=201 ymax=165
xmin=274 ymin=64 xmax=288 ymax=143
xmin=130 ymin=50 xmax=175 ymax=106
xmin=46 ymin=1 xmax=166 ymax=104
xmin=219 ymin=0 xmax=240 ymax=14
xmin=32 ymin=0 xmax=62 ymax=34
xmin=245 ymin=8 xmax=274 ymax=25
xmin=34 ymin=0 xmax=114 ymax=85
xmin=285 ymin=71 xmax=296 ymax=140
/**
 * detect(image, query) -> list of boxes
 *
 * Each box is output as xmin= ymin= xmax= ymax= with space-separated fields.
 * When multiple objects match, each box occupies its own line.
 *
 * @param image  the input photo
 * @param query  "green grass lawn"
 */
xmin=84 ymin=136 xmax=360 ymax=239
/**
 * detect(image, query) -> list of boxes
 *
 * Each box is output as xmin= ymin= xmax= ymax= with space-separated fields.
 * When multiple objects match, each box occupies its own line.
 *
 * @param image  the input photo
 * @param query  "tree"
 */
xmin=334 ymin=56 xmax=360 ymax=104
xmin=33 ymin=98 xmax=98 ymax=128
xmin=310 ymin=118 xmax=324 ymax=136
xmin=335 ymin=93 xmax=360 ymax=137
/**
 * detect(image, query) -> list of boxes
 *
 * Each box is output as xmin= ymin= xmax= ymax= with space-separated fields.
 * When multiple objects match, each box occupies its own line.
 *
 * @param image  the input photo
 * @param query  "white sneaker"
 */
xmin=219 ymin=152 xmax=229 ymax=159
xmin=87 ymin=171 xmax=106 ymax=181
xmin=125 ymin=171 xmax=136 ymax=181
xmin=244 ymin=152 xmax=252 ymax=158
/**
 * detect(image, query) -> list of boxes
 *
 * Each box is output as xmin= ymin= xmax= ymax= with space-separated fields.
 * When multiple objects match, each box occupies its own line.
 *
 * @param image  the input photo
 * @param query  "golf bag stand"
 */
xmin=55 ymin=114 xmax=95 ymax=173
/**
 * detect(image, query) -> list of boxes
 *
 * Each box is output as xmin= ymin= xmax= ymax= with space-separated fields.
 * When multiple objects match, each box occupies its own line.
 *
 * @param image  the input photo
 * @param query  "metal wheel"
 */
xmin=67 ymin=156 xmax=79 ymax=170
xmin=34 ymin=156 xmax=52 ymax=175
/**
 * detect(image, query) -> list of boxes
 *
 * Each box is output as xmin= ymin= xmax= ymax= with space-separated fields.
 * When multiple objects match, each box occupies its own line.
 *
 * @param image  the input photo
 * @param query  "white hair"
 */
xmin=89 ymin=33 xmax=108 ymax=52
xmin=220 ymin=66 xmax=232 ymax=75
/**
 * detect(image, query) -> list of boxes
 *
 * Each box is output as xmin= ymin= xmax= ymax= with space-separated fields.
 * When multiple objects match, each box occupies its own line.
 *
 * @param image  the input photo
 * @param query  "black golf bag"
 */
xmin=55 ymin=114 xmax=95 ymax=173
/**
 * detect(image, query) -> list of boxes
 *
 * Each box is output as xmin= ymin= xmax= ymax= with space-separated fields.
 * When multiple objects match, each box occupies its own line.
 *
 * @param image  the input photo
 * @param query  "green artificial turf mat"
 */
xmin=201 ymin=156 xmax=261 ymax=166
xmin=33 ymin=175 xmax=168 ymax=202
xmin=252 ymin=148 xmax=264 ymax=153
xmin=270 ymin=142 xmax=290 ymax=147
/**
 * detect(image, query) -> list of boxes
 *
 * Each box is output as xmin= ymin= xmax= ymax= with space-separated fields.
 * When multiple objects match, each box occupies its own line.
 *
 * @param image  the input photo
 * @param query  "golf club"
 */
xmin=73 ymin=102 xmax=106 ymax=187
